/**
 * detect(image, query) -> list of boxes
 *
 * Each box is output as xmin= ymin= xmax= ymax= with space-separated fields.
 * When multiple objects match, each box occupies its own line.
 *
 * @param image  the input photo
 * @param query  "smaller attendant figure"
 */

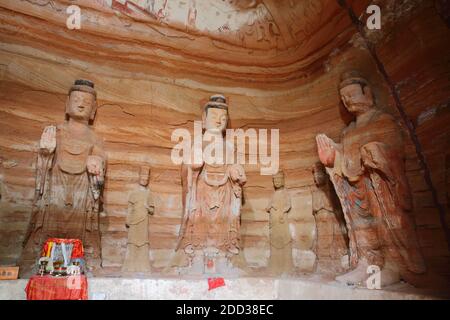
xmin=311 ymin=162 xmax=349 ymax=274
xmin=157 ymin=0 xmax=169 ymax=22
xmin=187 ymin=0 xmax=197 ymax=29
xmin=122 ymin=166 xmax=155 ymax=273
xmin=265 ymin=171 xmax=294 ymax=276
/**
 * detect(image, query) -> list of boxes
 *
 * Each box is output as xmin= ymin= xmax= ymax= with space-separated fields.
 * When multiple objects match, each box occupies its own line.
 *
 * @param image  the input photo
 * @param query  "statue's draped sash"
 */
xmin=178 ymin=164 xmax=242 ymax=253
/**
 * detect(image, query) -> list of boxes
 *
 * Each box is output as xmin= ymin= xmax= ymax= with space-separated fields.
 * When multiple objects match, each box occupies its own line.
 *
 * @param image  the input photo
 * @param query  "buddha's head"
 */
xmin=339 ymin=71 xmax=374 ymax=116
xmin=66 ymin=79 xmax=97 ymax=123
xmin=139 ymin=166 xmax=150 ymax=187
xmin=312 ymin=162 xmax=327 ymax=187
xmin=202 ymin=94 xmax=229 ymax=134
xmin=272 ymin=170 xmax=285 ymax=189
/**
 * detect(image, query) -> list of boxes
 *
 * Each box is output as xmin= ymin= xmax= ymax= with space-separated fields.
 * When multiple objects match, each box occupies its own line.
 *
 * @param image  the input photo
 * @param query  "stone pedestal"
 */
xmin=0 ymin=277 xmax=444 ymax=300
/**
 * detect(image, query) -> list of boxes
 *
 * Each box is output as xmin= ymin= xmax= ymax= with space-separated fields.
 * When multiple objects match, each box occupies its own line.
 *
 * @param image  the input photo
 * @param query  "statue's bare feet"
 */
xmin=335 ymin=259 xmax=370 ymax=286
xmin=336 ymin=259 xmax=401 ymax=288
xmin=228 ymin=245 xmax=239 ymax=255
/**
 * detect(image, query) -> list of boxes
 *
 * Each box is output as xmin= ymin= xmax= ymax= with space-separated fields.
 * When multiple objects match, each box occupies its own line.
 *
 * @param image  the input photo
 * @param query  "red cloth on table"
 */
xmin=25 ymin=275 xmax=88 ymax=300
xmin=41 ymin=238 xmax=84 ymax=259
xmin=208 ymin=277 xmax=225 ymax=291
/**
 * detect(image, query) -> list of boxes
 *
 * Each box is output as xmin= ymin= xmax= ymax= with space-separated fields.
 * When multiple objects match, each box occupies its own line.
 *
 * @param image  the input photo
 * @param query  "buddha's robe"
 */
xmin=326 ymin=109 xmax=425 ymax=276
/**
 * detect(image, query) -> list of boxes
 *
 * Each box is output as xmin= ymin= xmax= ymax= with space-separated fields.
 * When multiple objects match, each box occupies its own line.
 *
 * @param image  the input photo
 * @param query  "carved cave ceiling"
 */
xmin=0 ymin=0 xmax=370 ymax=93
xmin=100 ymin=0 xmax=329 ymax=50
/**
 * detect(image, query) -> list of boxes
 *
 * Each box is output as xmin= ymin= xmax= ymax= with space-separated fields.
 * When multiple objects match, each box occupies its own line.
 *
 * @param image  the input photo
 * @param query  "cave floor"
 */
xmin=1 ymin=273 xmax=448 ymax=300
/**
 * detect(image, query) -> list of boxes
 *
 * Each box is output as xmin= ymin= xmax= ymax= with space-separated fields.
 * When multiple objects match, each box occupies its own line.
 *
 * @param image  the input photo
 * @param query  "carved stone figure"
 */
xmin=187 ymin=0 xmax=197 ymax=29
xmin=122 ymin=166 xmax=154 ymax=273
xmin=176 ymin=94 xmax=246 ymax=273
xmin=157 ymin=0 xmax=169 ymax=22
xmin=21 ymin=80 xmax=106 ymax=276
xmin=311 ymin=162 xmax=349 ymax=274
xmin=316 ymin=71 xmax=426 ymax=286
xmin=265 ymin=171 xmax=293 ymax=275
xmin=242 ymin=3 xmax=280 ymax=45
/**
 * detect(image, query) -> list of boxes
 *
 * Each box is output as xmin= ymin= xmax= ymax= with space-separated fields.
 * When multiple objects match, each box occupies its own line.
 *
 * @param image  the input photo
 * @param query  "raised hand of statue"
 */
xmin=316 ymin=134 xmax=336 ymax=167
xmin=229 ymin=164 xmax=247 ymax=185
xmin=145 ymin=203 xmax=155 ymax=215
xmin=39 ymin=125 xmax=57 ymax=155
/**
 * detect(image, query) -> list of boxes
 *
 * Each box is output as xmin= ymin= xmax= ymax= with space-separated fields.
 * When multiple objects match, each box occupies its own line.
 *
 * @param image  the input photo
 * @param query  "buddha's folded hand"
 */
xmin=229 ymin=164 xmax=246 ymax=184
xmin=87 ymin=155 xmax=104 ymax=176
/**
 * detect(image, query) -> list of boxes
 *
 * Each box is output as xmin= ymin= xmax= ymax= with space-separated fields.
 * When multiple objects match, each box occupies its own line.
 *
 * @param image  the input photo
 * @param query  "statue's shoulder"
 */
xmin=274 ymin=188 xmax=289 ymax=200
xmin=372 ymin=110 xmax=401 ymax=131
xmin=129 ymin=189 xmax=148 ymax=203
xmin=89 ymin=127 xmax=100 ymax=138
xmin=54 ymin=123 xmax=68 ymax=133
xmin=372 ymin=109 xmax=395 ymax=122
xmin=83 ymin=126 xmax=103 ymax=146
xmin=128 ymin=190 xmax=139 ymax=204
xmin=224 ymin=139 xmax=235 ymax=153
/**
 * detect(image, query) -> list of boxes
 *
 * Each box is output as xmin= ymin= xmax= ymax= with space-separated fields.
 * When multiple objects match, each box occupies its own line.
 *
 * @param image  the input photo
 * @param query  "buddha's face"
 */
xmin=273 ymin=174 xmax=285 ymax=189
xmin=67 ymin=91 xmax=95 ymax=121
xmin=340 ymin=84 xmax=374 ymax=115
xmin=203 ymin=107 xmax=228 ymax=133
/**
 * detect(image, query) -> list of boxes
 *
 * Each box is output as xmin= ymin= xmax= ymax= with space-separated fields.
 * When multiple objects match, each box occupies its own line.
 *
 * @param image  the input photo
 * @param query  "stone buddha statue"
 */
xmin=316 ymin=71 xmax=426 ymax=286
xmin=21 ymin=79 xmax=106 ymax=276
xmin=176 ymin=94 xmax=247 ymax=274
